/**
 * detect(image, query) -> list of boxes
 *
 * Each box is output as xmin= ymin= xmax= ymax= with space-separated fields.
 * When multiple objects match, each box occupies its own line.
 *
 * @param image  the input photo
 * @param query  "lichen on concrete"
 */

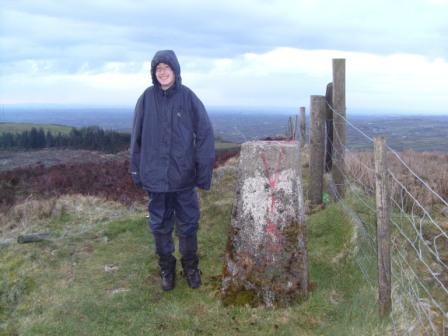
xmin=221 ymin=140 xmax=309 ymax=307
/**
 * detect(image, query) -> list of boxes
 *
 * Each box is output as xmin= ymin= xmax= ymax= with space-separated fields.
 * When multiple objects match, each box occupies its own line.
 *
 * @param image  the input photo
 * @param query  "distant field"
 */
xmin=346 ymin=115 xmax=448 ymax=152
xmin=0 ymin=123 xmax=73 ymax=135
xmin=215 ymin=140 xmax=240 ymax=151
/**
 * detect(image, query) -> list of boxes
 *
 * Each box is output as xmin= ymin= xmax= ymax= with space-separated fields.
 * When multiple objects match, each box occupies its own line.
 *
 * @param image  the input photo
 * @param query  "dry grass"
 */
xmin=0 ymin=194 xmax=147 ymax=242
xmin=344 ymin=149 xmax=448 ymax=335
xmin=346 ymin=150 xmax=448 ymax=214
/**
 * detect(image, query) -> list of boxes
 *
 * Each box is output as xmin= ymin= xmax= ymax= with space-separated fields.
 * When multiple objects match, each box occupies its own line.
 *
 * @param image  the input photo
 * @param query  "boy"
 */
xmin=130 ymin=50 xmax=215 ymax=291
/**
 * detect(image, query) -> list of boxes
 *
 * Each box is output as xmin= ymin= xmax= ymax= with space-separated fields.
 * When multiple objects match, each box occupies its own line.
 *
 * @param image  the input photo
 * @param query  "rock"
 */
xmin=17 ymin=232 xmax=51 ymax=244
xmin=221 ymin=140 xmax=308 ymax=307
xmin=104 ymin=264 xmax=119 ymax=273
xmin=0 ymin=239 xmax=14 ymax=248
xmin=109 ymin=288 xmax=129 ymax=295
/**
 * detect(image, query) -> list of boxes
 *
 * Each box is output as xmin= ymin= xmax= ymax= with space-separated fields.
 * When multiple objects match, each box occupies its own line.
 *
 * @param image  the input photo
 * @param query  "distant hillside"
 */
xmin=0 ymin=122 xmax=73 ymax=135
xmin=3 ymin=111 xmax=448 ymax=152
xmin=2 ymin=108 xmax=448 ymax=152
xmin=0 ymin=123 xmax=239 ymax=159
xmin=0 ymin=124 xmax=130 ymax=153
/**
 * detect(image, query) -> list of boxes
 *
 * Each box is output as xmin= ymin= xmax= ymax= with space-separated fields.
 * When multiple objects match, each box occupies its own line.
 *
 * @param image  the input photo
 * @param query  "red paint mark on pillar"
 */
xmin=260 ymin=147 xmax=286 ymax=256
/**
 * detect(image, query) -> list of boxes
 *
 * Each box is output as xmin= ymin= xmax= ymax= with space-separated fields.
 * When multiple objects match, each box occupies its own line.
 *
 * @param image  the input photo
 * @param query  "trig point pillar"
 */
xmin=221 ymin=140 xmax=308 ymax=307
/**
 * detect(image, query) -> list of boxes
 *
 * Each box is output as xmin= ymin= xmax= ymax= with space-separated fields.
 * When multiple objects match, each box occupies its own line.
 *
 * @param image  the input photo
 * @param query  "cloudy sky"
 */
xmin=1 ymin=0 xmax=448 ymax=114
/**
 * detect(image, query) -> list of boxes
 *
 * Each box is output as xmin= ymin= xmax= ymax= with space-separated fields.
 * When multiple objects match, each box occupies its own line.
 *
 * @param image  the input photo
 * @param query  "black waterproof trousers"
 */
xmin=148 ymin=188 xmax=199 ymax=271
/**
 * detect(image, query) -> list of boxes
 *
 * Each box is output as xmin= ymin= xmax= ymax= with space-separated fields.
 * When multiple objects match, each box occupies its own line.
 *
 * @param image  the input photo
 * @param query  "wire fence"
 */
xmin=324 ymin=104 xmax=448 ymax=335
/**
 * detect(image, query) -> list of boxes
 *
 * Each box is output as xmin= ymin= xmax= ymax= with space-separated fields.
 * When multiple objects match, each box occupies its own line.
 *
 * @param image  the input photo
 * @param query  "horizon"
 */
xmin=1 ymin=1 xmax=448 ymax=114
xmin=2 ymin=104 xmax=448 ymax=117
xmin=1 ymin=106 xmax=448 ymax=153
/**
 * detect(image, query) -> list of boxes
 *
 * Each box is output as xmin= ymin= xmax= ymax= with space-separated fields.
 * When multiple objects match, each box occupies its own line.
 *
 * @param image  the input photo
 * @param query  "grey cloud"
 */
xmin=1 ymin=0 xmax=447 ymax=79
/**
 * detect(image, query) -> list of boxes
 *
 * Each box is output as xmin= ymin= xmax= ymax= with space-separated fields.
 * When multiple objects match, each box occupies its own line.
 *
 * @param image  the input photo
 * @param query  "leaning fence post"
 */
xmin=300 ymin=106 xmax=306 ymax=147
xmin=309 ymin=96 xmax=326 ymax=205
xmin=332 ymin=59 xmax=346 ymax=198
xmin=374 ymin=136 xmax=392 ymax=318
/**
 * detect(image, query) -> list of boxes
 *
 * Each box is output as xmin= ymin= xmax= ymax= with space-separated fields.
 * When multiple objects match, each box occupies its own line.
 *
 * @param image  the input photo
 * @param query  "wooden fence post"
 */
xmin=332 ymin=59 xmax=346 ymax=198
xmin=300 ymin=106 xmax=306 ymax=147
xmin=287 ymin=116 xmax=297 ymax=140
xmin=374 ymin=137 xmax=392 ymax=318
xmin=309 ymin=96 xmax=326 ymax=205
xmin=325 ymin=82 xmax=333 ymax=172
xmin=295 ymin=114 xmax=299 ymax=141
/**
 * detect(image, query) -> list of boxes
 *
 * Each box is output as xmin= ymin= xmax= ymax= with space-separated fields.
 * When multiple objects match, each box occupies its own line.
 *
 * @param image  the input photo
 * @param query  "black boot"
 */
xmin=179 ymin=234 xmax=201 ymax=289
xmin=159 ymin=255 xmax=176 ymax=291
xmin=153 ymin=233 xmax=176 ymax=291
xmin=183 ymin=264 xmax=201 ymax=289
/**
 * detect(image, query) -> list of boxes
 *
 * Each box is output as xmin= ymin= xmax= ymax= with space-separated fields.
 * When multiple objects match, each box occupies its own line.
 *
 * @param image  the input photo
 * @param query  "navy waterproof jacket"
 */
xmin=130 ymin=50 xmax=215 ymax=192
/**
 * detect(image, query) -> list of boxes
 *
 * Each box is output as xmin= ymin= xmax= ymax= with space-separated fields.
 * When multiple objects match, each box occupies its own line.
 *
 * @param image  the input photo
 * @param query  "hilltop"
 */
xmin=0 ymin=146 xmax=395 ymax=335
xmin=1 ymin=140 xmax=447 ymax=334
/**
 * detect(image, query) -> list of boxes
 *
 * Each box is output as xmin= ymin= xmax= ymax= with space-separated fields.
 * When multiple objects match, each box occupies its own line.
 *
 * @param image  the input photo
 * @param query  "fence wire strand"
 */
xmin=317 ymin=106 xmax=448 ymax=335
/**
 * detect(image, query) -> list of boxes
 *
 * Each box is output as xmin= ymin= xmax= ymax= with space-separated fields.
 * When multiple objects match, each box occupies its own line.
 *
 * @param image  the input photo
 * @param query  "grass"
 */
xmin=343 ymin=186 xmax=448 ymax=334
xmin=215 ymin=141 xmax=240 ymax=151
xmin=345 ymin=150 xmax=448 ymax=213
xmin=0 ymin=162 xmax=390 ymax=335
xmin=215 ymin=140 xmax=240 ymax=157
xmin=0 ymin=123 xmax=73 ymax=135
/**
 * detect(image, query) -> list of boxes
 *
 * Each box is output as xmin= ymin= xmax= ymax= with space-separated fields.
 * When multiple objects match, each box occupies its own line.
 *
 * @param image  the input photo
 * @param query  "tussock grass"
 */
xmin=1 ymin=160 xmax=388 ymax=335
xmin=0 ymin=194 xmax=146 ymax=242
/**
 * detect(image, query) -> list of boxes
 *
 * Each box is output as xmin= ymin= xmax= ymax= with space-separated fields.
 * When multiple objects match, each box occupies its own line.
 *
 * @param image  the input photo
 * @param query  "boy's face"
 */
xmin=155 ymin=63 xmax=175 ymax=90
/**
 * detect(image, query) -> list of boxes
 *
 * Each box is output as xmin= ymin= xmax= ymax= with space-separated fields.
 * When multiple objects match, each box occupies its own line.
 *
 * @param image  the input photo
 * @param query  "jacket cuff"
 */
xmin=196 ymin=181 xmax=211 ymax=190
xmin=195 ymin=163 xmax=213 ymax=190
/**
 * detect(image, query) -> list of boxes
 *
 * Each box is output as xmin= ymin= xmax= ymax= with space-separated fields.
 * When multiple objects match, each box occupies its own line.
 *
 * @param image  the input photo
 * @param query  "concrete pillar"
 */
xmin=221 ymin=140 xmax=308 ymax=307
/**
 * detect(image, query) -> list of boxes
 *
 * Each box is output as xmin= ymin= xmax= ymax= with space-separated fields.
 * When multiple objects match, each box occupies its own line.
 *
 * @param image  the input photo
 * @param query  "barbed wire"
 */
xmin=388 ymin=170 xmax=448 ymax=240
xmin=328 ymin=103 xmax=448 ymax=209
xmin=391 ymin=232 xmax=446 ymax=315
xmin=327 ymin=104 xmax=375 ymax=143
xmin=313 ymin=105 xmax=448 ymax=334
xmin=390 ymin=238 xmax=444 ymax=334
xmin=391 ymin=253 xmax=436 ymax=335
xmin=387 ymin=145 xmax=448 ymax=208
xmin=327 ymin=130 xmax=375 ymax=194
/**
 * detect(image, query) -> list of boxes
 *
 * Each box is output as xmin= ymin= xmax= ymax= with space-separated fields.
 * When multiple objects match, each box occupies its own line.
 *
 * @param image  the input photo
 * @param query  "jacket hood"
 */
xmin=151 ymin=50 xmax=182 ymax=89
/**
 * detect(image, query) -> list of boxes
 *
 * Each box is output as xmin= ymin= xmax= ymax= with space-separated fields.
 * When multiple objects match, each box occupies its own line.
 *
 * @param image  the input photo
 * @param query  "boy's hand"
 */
xmin=131 ymin=172 xmax=142 ymax=187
